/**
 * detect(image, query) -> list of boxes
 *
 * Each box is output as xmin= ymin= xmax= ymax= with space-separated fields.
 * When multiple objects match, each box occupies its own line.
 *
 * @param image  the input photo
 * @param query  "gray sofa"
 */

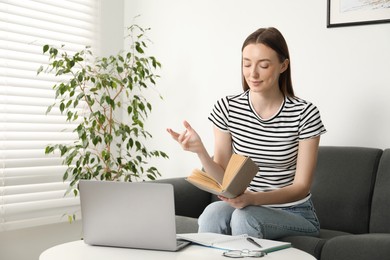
xmin=155 ymin=146 xmax=390 ymax=259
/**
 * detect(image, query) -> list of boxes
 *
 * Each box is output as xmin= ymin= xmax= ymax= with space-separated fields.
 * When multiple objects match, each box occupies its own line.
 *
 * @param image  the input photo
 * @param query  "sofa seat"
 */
xmin=175 ymin=215 xmax=198 ymax=234
xmin=321 ymin=233 xmax=390 ymax=260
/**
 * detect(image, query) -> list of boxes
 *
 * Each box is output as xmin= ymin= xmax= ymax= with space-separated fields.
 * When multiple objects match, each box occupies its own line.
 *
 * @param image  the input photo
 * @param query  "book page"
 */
xmin=215 ymin=236 xmax=291 ymax=252
xmin=187 ymin=169 xmax=222 ymax=191
xmin=177 ymin=233 xmax=246 ymax=247
xmin=177 ymin=233 xmax=291 ymax=253
xmin=186 ymin=154 xmax=258 ymax=198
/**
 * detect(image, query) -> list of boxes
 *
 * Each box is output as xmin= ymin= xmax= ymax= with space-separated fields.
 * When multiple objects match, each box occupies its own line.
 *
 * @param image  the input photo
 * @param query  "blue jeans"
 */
xmin=198 ymin=199 xmax=320 ymax=239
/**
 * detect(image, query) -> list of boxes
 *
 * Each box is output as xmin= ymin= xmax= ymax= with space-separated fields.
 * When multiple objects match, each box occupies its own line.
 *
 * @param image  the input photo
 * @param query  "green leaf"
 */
xmin=45 ymin=146 xmax=55 ymax=154
xmin=37 ymin=65 xmax=44 ymax=75
xmin=160 ymin=151 xmax=169 ymax=158
xmin=104 ymin=133 xmax=113 ymax=144
xmin=92 ymin=136 xmax=99 ymax=146
xmin=135 ymin=42 xmax=144 ymax=54
xmin=49 ymin=47 xmax=58 ymax=57
xmin=111 ymin=81 xmax=117 ymax=89
xmin=63 ymin=171 xmax=69 ymax=181
xmin=127 ymin=106 xmax=133 ymax=115
xmin=135 ymin=141 xmax=141 ymax=151
xmin=43 ymin=45 xmax=49 ymax=53
xmin=46 ymin=104 xmax=54 ymax=114
xmin=66 ymin=99 xmax=72 ymax=108
xmin=105 ymin=96 xmax=111 ymax=105
xmin=147 ymin=174 xmax=156 ymax=180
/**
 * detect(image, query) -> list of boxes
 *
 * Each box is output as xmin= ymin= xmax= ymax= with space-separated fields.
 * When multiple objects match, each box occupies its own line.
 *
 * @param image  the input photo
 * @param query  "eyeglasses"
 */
xmin=222 ymin=249 xmax=267 ymax=258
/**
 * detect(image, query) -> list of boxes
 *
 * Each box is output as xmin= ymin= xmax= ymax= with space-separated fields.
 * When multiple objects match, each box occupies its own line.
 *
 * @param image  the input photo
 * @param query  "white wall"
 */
xmin=124 ymin=0 xmax=390 ymax=179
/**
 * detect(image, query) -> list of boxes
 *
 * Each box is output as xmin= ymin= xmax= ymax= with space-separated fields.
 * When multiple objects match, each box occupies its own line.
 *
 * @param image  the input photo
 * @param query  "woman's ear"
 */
xmin=280 ymin=59 xmax=289 ymax=73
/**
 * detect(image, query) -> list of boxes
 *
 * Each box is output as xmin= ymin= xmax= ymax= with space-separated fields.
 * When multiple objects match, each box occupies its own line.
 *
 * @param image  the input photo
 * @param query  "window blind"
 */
xmin=0 ymin=0 xmax=100 ymax=231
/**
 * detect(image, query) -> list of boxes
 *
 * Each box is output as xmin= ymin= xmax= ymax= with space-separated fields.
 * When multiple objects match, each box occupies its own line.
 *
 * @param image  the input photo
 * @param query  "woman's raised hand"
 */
xmin=167 ymin=120 xmax=205 ymax=154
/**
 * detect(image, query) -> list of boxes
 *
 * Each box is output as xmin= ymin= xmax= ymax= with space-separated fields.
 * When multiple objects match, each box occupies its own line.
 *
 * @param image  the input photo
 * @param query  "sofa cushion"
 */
xmin=281 ymin=229 xmax=351 ymax=259
xmin=370 ymin=149 xmax=390 ymax=233
xmin=311 ymin=146 xmax=382 ymax=234
xmin=280 ymin=236 xmax=326 ymax=259
xmin=175 ymin=215 xmax=198 ymax=234
xmin=319 ymin=229 xmax=351 ymax=239
xmin=153 ymin=177 xmax=212 ymax=218
xmin=321 ymin=233 xmax=390 ymax=260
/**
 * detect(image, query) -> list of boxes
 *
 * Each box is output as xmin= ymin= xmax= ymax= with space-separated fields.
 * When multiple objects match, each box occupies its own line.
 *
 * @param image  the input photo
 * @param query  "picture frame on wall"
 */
xmin=327 ymin=0 xmax=390 ymax=27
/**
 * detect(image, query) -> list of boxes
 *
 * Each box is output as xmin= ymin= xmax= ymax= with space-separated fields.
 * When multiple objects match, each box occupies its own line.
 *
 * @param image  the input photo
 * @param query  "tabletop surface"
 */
xmin=40 ymin=240 xmax=316 ymax=260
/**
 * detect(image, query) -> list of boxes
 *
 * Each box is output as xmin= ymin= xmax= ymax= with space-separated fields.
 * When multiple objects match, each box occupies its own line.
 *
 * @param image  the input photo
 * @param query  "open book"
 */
xmin=177 ymin=233 xmax=291 ymax=253
xmin=186 ymin=154 xmax=258 ymax=198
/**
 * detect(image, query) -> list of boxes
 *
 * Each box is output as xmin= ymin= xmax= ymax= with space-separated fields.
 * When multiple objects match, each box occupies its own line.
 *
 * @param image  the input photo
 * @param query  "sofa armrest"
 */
xmin=321 ymin=233 xmax=390 ymax=260
xmin=153 ymin=177 xmax=212 ymax=218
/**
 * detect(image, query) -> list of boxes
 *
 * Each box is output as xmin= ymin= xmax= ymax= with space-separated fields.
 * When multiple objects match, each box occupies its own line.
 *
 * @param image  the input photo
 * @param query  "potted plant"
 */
xmin=38 ymin=23 xmax=168 ymax=218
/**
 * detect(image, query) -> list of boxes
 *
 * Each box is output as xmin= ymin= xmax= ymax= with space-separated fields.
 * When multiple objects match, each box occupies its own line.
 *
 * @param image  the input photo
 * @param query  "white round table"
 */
xmin=40 ymin=240 xmax=316 ymax=260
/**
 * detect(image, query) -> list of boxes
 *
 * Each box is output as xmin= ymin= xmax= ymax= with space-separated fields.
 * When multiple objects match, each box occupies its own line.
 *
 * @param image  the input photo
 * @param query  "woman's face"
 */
xmin=242 ymin=43 xmax=288 ymax=94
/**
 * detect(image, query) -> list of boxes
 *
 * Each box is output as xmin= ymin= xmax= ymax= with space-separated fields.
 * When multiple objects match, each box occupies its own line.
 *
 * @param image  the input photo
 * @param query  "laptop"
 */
xmin=79 ymin=180 xmax=190 ymax=251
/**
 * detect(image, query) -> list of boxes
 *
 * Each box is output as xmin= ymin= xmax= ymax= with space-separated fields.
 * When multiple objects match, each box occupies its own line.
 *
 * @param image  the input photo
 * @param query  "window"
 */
xmin=0 ymin=0 xmax=100 ymax=231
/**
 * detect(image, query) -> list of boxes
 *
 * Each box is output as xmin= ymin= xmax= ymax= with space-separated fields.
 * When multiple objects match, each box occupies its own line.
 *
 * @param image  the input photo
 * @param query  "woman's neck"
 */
xmin=249 ymin=90 xmax=284 ymax=120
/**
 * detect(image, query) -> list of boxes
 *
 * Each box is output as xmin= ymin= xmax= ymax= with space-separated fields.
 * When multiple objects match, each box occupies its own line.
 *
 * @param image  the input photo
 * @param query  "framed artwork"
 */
xmin=327 ymin=0 xmax=390 ymax=27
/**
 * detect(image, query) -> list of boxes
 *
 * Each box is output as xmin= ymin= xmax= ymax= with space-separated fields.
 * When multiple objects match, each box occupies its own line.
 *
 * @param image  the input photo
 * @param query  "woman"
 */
xmin=167 ymin=27 xmax=326 ymax=239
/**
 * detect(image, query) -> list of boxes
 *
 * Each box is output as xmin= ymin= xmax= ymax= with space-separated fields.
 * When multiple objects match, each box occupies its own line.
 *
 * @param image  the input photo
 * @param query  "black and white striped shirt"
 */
xmin=209 ymin=90 xmax=326 ymax=207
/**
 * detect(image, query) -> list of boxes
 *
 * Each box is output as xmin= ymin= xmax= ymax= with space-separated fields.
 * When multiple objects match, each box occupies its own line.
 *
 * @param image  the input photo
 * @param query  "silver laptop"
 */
xmin=79 ymin=180 xmax=190 ymax=251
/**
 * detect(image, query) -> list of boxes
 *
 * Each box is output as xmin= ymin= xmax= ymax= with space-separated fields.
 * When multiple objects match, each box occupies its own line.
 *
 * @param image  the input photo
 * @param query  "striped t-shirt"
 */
xmin=208 ymin=90 xmax=326 ymax=207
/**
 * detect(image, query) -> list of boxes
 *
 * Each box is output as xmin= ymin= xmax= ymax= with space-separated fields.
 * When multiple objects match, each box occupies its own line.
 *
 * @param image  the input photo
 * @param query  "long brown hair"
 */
xmin=241 ymin=27 xmax=294 ymax=97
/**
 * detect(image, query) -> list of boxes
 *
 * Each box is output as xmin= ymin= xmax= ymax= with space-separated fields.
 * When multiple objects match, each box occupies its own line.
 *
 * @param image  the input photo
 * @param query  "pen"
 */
xmin=246 ymin=237 xmax=262 ymax=248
